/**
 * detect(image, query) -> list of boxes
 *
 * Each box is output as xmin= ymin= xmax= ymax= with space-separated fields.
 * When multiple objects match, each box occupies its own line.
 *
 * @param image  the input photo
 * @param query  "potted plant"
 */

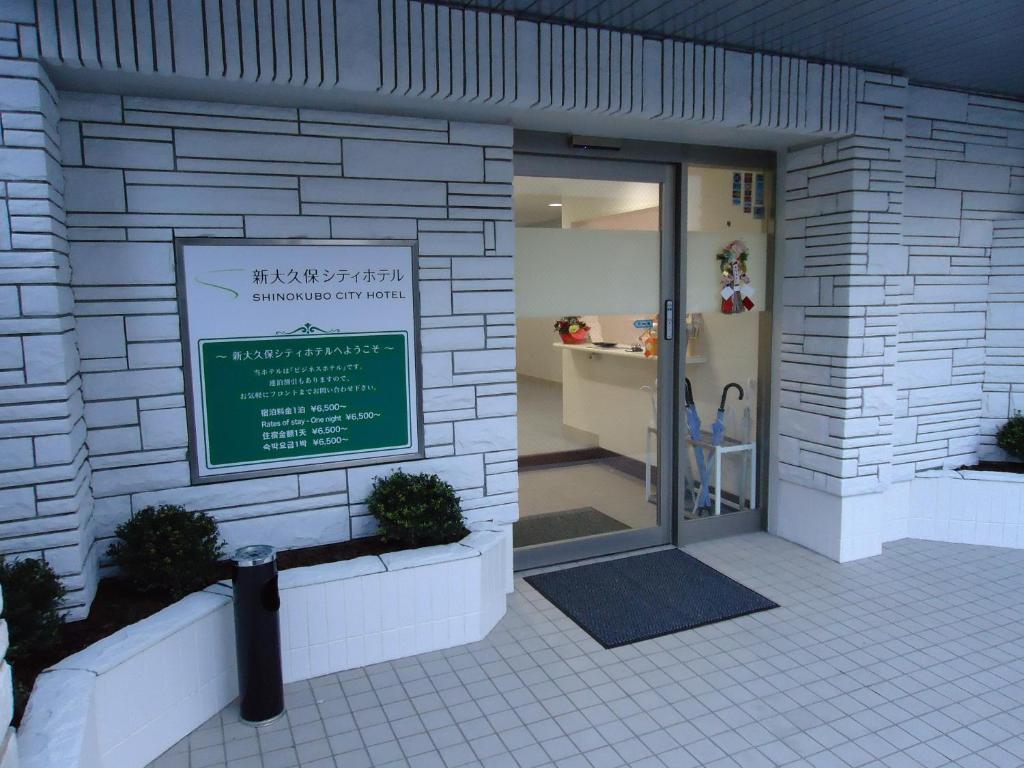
xmin=957 ymin=413 xmax=1024 ymax=474
xmin=0 ymin=557 xmax=66 ymax=722
xmin=996 ymin=413 xmax=1024 ymax=461
xmin=368 ymin=471 xmax=469 ymax=547
xmin=554 ymin=316 xmax=590 ymax=344
xmin=107 ymin=505 xmax=225 ymax=601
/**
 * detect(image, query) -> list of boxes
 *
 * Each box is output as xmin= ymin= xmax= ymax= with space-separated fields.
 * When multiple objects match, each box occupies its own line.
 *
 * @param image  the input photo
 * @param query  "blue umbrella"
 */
xmin=684 ymin=378 xmax=711 ymax=514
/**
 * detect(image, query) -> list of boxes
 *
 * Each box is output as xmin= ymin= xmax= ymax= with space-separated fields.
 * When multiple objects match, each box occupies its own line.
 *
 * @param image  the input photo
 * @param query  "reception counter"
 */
xmin=554 ymin=342 xmax=707 ymax=364
xmin=555 ymin=343 xmax=705 ymax=465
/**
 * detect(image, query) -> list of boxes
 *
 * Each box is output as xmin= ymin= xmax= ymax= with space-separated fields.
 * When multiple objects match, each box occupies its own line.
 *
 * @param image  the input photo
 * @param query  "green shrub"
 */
xmin=368 ymin=471 xmax=468 ymax=547
xmin=107 ymin=505 xmax=224 ymax=601
xmin=0 ymin=557 xmax=65 ymax=665
xmin=13 ymin=678 xmax=31 ymax=726
xmin=996 ymin=413 xmax=1024 ymax=458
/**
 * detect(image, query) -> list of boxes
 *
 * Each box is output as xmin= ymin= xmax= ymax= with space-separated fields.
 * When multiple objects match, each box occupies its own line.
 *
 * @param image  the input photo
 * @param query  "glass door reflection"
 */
xmin=513 ymin=158 xmax=676 ymax=569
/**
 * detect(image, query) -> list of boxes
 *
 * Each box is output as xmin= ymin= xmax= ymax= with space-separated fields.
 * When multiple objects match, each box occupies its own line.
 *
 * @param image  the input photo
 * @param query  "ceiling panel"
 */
xmin=432 ymin=0 xmax=1024 ymax=97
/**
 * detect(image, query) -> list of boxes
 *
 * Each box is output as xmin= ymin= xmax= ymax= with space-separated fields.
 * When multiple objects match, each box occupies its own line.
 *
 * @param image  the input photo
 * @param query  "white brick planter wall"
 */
xmin=16 ymin=529 xmax=506 ymax=768
xmin=0 ymin=586 xmax=18 ymax=768
xmin=278 ymin=526 xmax=507 ymax=683
xmin=885 ymin=471 xmax=1024 ymax=549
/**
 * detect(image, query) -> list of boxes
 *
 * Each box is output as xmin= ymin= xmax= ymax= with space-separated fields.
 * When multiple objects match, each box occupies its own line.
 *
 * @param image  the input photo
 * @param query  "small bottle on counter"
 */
xmin=641 ymin=321 xmax=658 ymax=358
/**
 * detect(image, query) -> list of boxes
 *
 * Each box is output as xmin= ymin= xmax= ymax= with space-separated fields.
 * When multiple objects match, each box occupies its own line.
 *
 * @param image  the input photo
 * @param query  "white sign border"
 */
xmin=176 ymin=238 xmax=425 ymax=485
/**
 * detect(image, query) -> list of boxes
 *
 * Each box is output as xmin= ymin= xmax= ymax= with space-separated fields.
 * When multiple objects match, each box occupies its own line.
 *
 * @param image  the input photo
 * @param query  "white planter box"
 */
xmin=18 ymin=529 xmax=508 ymax=768
xmin=895 ymin=470 xmax=1024 ymax=549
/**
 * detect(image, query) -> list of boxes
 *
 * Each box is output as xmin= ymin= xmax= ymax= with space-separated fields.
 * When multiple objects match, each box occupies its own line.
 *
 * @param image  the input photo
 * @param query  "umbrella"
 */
xmin=712 ymin=383 xmax=744 ymax=447
xmin=684 ymin=378 xmax=711 ymax=515
xmin=708 ymin=383 xmax=744 ymax=512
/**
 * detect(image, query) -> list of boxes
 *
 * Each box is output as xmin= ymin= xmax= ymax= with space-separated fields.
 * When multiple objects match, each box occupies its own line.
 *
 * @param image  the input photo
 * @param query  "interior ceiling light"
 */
xmin=547 ymin=202 xmax=563 ymax=207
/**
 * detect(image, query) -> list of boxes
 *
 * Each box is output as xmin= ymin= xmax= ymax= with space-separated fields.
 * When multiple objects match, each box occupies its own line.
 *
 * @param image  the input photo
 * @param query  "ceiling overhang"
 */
xmin=430 ymin=0 xmax=1024 ymax=100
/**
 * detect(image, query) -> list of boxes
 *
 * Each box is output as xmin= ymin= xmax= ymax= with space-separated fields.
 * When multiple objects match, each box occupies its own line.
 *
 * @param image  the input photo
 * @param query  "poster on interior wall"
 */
xmin=753 ymin=173 xmax=765 ymax=219
xmin=743 ymin=172 xmax=753 ymax=213
xmin=732 ymin=172 xmax=742 ymax=205
xmin=176 ymin=239 xmax=422 ymax=482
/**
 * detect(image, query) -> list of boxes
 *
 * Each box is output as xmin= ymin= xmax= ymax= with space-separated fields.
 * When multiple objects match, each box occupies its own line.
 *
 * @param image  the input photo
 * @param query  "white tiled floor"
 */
xmin=149 ymin=534 xmax=1024 ymax=768
xmin=517 ymin=375 xmax=596 ymax=457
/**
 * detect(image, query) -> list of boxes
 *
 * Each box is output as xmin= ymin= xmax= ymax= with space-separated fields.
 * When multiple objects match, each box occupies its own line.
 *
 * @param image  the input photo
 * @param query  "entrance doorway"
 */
xmin=513 ymin=155 xmax=677 ymax=570
xmin=512 ymin=138 xmax=774 ymax=568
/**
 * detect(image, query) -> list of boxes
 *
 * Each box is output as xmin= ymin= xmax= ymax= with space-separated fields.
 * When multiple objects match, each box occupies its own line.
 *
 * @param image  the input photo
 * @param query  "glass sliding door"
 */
xmin=512 ymin=154 xmax=678 ymax=570
xmin=678 ymin=165 xmax=773 ymax=541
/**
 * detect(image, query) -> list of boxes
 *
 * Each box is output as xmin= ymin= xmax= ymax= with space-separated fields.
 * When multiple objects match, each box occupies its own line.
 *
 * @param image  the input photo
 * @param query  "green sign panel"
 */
xmin=199 ymin=332 xmax=410 ymax=468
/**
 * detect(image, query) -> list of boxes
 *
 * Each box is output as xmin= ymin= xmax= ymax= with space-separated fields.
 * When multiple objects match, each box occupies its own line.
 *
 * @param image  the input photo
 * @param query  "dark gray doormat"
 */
xmin=513 ymin=507 xmax=630 ymax=548
xmin=525 ymin=549 xmax=778 ymax=648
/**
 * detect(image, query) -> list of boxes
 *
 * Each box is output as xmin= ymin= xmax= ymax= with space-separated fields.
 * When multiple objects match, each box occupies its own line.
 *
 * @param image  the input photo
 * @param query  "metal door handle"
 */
xmin=664 ymin=300 xmax=674 ymax=340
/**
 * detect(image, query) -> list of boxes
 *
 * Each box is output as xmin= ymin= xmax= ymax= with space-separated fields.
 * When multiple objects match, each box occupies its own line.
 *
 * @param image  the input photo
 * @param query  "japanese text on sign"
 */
xmin=177 ymin=239 xmax=422 ymax=481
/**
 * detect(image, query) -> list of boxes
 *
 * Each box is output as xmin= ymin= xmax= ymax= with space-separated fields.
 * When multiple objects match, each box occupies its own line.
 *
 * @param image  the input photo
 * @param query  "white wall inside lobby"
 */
xmin=514 ymin=227 xmax=660 ymax=384
xmin=687 ymin=166 xmax=771 ymax=234
xmin=514 ymin=228 xmax=661 ymax=317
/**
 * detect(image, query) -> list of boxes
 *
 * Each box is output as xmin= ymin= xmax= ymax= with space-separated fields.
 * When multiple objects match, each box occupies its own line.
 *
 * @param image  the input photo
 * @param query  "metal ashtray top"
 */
xmin=233 ymin=544 xmax=276 ymax=567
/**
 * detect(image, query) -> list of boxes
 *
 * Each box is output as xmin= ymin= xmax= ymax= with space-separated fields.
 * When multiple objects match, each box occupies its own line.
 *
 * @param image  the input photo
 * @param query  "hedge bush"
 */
xmin=367 ymin=471 xmax=468 ymax=547
xmin=107 ymin=505 xmax=224 ymax=600
xmin=996 ymin=413 xmax=1024 ymax=459
xmin=0 ymin=557 xmax=65 ymax=666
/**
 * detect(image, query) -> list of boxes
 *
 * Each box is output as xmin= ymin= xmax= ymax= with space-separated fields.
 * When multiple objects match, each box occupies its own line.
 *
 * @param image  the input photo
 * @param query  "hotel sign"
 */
xmin=177 ymin=239 xmax=422 ymax=482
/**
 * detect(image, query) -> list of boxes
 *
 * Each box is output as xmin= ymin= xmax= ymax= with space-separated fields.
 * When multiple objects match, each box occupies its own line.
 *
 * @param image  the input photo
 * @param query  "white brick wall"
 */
xmin=774 ymin=72 xmax=910 ymax=560
xmin=0 ymin=0 xmax=895 ymax=592
xmin=779 ymin=72 xmax=907 ymax=498
xmin=774 ymin=75 xmax=1024 ymax=561
xmin=57 ymin=93 xmax=517 ymax=589
xmin=983 ymin=220 xmax=1024 ymax=455
xmin=895 ymin=87 xmax=1024 ymax=475
xmin=778 ymin=79 xmax=1024 ymax=559
xmin=0 ymin=0 xmax=1020 ymax=607
xmin=0 ymin=1 xmax=98 ymax=618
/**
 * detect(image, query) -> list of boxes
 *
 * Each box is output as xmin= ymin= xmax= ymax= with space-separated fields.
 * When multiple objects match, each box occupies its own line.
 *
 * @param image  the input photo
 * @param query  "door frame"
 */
xmin=512 ymin=132 xmax=777 ymax=566
xmin=513 ymin=152 xmax=677 ymax=571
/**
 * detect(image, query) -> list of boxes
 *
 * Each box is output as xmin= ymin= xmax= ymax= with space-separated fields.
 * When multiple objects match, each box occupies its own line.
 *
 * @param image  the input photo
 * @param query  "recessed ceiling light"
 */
xmin=547 ymin=202 xmax=563 ymax=207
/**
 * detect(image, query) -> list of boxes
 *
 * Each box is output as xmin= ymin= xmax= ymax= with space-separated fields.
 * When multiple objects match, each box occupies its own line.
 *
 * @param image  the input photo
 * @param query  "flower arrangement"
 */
xmin=554 ymin=316 xmax=590 ymax=344
xmin=717 ymin=239 xmax=755 ymax=314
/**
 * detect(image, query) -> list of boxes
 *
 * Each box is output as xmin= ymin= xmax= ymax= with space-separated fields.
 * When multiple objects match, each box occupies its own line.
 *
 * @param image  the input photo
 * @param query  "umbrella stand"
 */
xmin=738 ymin=397 xmax=753 ymax=509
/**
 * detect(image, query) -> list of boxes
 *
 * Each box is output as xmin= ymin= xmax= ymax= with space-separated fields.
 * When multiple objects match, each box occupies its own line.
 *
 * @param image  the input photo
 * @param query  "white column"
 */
xmin=0 ymin=3 xmax=97 ymax=616
xmin=772 ymin=72 xmax=909 ymax=561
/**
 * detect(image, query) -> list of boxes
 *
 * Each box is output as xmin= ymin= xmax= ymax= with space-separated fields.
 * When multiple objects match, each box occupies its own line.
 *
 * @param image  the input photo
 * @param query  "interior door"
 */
xmin=512 ymin=153 xmax=680 ymax=570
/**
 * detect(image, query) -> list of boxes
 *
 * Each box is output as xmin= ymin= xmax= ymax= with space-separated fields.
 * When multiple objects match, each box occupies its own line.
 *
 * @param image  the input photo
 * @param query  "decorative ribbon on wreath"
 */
xmin=716 ymin=239 xmax=755 ymax=314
